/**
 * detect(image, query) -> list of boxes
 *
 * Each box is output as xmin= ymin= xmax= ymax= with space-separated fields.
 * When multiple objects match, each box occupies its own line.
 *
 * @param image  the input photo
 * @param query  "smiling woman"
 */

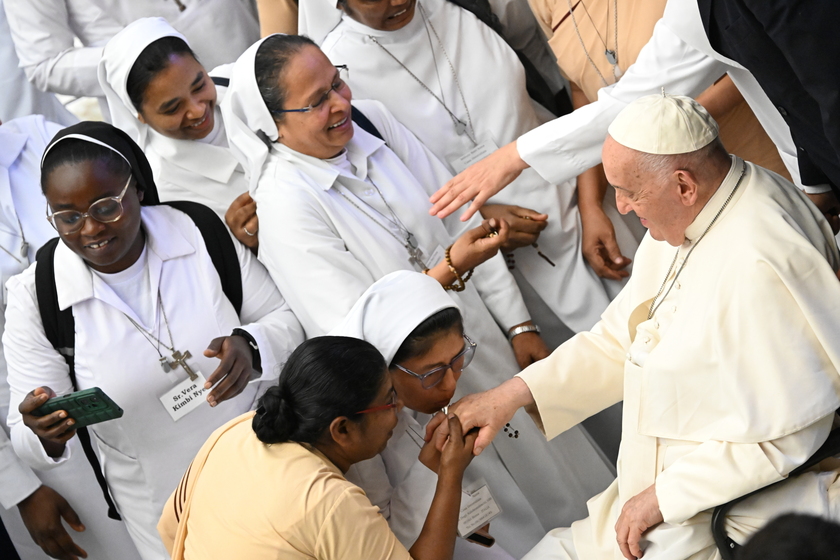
xmin=99 ymin=18 xmax=258 ymax=249
xmin=4 ymin=121 xmax=304 ymax=560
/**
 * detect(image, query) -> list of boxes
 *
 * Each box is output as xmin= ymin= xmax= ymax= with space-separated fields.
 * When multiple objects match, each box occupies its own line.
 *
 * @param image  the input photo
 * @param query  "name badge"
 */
xmin=457 ymin=478 xmax=502 ymax=537
xmin=449 ymin=139 xmax=499 ymax=175
xmin=159 ymin=371 xmax=209 ymax=422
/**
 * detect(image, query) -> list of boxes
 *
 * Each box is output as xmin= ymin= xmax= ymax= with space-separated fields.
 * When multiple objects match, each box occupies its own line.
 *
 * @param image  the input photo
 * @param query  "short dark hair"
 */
xmin=738 ymin=513 xmax=840 ymax=560
xmin=41 ymin=139 xmax=131 ymax=195
xmin=252 ymin=336 xmax=387 ymax=445
xmin=126 ymin=36 xmax=197 ymax=113
xmin=254 ymin=34 xmax=318 ymax=122
xmin=391 ymin=307 xmax=463 ymax=367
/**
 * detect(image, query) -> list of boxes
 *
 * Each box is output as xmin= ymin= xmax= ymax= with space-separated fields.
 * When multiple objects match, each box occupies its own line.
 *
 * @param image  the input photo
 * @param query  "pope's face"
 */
xmin=44 ymin=159 xmax=145 ymax=274
xmin=603 ymin=136 xmax=691 ymax=246
xmin=137 ymin=53 xmax=216 ymax=141
xmin=390 ymin=328 xmax=463 ymax=415
xmin=275 ymin=45 xmax=355 ymax=159
xmin=340 ymin=0 xmax=416 ymax=31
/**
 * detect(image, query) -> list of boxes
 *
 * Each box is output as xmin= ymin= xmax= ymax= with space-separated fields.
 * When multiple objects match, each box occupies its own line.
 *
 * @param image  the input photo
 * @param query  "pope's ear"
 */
xmin=675 ymin=169 xmax=701 ymax=206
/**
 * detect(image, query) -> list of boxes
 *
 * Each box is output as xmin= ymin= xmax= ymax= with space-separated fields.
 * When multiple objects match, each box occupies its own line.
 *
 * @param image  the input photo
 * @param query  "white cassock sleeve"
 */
xmin=0 ymin=427 xmax=41 ymax=509
xmin=516 ymin=275 xmax=633 ymax=438
xmin=516 ymin=13 xmax=729 ymax=187
xmin=3 ymin=0 xmax=122 ymax=97
xmin=655 ymin=414 xmax=834 ymax=524
xmin=355 ymin=99 xmax=531 ymax=330
xmin=4 ymin=267 xmax=76 ymax=470
xmin=230 ymin=235 xmax=304 ymax=384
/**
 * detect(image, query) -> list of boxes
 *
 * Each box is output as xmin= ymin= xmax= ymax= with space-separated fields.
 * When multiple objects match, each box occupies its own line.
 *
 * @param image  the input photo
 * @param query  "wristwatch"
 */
xmin=507 ymin=324 xmax=540 ymax=341
xmin=232 ymin=328 xmax=262 ymax=372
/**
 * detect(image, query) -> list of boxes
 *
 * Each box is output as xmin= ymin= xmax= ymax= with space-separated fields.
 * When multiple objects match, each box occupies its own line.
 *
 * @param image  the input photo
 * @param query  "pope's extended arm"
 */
xmin=654 ymin=413 xmax=834 ymax=524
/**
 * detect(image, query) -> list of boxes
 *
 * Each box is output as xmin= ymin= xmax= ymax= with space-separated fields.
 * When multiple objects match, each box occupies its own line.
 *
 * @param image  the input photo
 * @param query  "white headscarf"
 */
xmin=98 ymin=18 xmax=188 ymax=147
xmin=330 ymin=271 xmax=460 ymax=364
xmin=220 ymin=36 xmax=283 ymax=194
xmin=298 ymin=0 xmax=343 ymax=45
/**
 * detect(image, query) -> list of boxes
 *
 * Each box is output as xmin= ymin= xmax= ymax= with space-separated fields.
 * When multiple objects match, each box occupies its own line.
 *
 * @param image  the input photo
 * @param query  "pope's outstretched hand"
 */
xmin=426 ymin=377 xmax=535 ymax=456
xmin=429 ymin=142 xmax=529 ymax=221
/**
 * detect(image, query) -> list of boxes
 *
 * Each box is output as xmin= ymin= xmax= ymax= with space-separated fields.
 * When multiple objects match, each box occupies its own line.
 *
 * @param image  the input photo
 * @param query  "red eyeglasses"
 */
xmin=355 ymin=388 xmax=398 ymax=415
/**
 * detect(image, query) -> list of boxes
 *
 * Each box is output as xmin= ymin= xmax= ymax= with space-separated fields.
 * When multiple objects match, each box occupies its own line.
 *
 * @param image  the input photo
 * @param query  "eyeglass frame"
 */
xmin=394 ymin=334 xmax=477 ymax=389
xmin=355 ymin=387 xmax=398 ymax=415
xmin=45 ymin=173 xmax=133 ymax=234
xmin=275 ymin=65 xmax=349 ymax=114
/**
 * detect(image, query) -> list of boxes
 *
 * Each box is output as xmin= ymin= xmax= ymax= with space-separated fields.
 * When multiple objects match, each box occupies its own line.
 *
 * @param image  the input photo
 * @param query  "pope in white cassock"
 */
xmin=439 ymin=93 xmax=840 ymax=560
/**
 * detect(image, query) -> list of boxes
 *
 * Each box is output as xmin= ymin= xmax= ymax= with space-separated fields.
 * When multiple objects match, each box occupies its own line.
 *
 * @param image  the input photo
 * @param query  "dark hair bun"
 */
xmin=252 ymin=386 xmax=297 ymax=444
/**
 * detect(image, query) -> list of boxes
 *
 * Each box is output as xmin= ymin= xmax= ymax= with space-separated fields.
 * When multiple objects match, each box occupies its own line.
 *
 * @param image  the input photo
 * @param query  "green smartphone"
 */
xmin=31 ymin=387 xmax=124 ymax=429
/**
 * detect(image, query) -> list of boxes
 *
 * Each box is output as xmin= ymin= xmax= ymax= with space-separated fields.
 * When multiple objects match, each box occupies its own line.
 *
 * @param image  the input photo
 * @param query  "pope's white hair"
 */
xmin=635 ymin=137 xmax=729 ymax=185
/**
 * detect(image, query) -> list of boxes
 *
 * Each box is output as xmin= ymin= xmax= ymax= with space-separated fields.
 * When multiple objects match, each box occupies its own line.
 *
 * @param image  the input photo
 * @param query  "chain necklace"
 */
xmin=647 ymin=162 xmax=747 ymax=320
xmin=335 ymin=180 xmax=427 ymax=269
xmin=124 ymin=291 xmax=199 ymax=380
xmin=565 ymin=0 xmax=620 ymax=87
xmin=368 ymin=3 xmax=476 ymax=144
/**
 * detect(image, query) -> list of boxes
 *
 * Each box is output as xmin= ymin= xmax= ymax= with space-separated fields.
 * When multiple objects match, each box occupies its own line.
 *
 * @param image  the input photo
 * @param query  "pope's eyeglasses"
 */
xmin=46 ymin=174 xmax=132 ymax=235
xmin=394 ymin=334 xmax=477 ymax=389
xmin=276 ymin=65 xmax=349 ymax=114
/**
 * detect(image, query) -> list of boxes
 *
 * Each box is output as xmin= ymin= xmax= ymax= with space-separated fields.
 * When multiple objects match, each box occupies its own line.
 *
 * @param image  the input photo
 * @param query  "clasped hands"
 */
xmin=422 ymin=378 xmax=663 ymax=560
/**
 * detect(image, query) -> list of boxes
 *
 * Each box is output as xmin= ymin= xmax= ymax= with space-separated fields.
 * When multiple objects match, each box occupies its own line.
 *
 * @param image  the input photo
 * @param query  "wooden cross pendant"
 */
xmin=171 ymin=350 xmax=198 ymax=381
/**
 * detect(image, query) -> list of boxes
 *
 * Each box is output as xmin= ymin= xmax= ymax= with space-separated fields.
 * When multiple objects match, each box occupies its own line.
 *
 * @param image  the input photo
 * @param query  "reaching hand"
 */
xmin=225 ymin=192 xmax=259 ymax=250
xmin=448 ymin=218 xmax=510 ymax=272
xmin=614 ymin=484 xmax=663 ymax=559
xmin=429 ymin=142 xmax=528 ymax=221
xmin=20 ymin=387 xmax=75 ymax=457
xmin=203 ymin=335 xmax=254 ymax=406
xmin=479 ymin=204 xmax=548 ymax=250
xmin=581 ymin=205 xmax=632 ymax=280
xmin=18 ymin=485 xmax=88 ymax=560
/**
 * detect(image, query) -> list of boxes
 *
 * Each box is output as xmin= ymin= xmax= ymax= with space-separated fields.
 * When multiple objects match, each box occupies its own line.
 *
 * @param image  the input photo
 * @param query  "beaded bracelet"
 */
xmin=443 ymin=244 xmax=474 ymax=292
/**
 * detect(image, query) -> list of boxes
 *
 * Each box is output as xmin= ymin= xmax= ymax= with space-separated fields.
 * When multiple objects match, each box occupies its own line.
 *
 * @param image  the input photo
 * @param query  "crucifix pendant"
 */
xmin=159 ymin=356 xmax=172 ymax=373
xmin=605 ymin=49 xmax=618 ymax=65
xmin=170 ymin=350 xmax=198 ymax=381
xmin=454 ymin=119 xmax=467 ymax=136
xmin=407 ymin=245 xmax=425 ymax=267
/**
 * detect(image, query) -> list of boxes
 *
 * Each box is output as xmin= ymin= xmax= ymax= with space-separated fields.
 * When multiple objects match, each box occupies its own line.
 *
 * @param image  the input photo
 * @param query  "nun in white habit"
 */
xmin=310 ymin=0 xmax=640 ymax=337
xmin=221 ymin=36 xmax=615 ymax=555
xmin=99 ymin=18 xmax=257 ymax=249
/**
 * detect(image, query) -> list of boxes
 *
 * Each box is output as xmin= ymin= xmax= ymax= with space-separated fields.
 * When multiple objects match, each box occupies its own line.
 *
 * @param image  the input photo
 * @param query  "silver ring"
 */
xmin=243 ymin=225 xmax=256 ymax=237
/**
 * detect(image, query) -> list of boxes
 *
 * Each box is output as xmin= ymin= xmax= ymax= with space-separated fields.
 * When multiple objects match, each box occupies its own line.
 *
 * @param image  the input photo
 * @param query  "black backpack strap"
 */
xmin=351 ymin=106 xmax=384 ymax=142
xmin=35 ymin=239 xmax=122 ymax=521
xmin=162 ymin=200 xmax=243 ymax=316
xmin=211 ymin=76 xmax=230 ymax=88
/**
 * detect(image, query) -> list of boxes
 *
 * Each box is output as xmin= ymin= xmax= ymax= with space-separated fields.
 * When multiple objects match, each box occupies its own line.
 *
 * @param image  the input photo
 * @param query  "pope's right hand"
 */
xmin=449 ymin=218 xmax=510 ymax=272
xmin=20 ymin=387 xmax=75 ymax=457
xmin=429 ymin=142 xmax=529 ymax=221
xmin=18 ymin=485 xmax=88 ymax=560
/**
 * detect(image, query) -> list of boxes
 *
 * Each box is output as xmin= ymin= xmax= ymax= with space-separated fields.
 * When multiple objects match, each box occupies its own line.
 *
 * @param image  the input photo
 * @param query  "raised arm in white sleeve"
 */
xmin=3 ymin=0 xmax=122 ymax=97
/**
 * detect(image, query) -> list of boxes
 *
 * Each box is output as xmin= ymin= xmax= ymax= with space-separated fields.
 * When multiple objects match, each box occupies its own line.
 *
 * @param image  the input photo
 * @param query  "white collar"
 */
xmin=269 ymin=124 xmax=386 ymax=192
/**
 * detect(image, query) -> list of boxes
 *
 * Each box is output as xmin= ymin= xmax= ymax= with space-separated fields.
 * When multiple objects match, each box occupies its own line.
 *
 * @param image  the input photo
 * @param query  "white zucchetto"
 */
xmin=608 ymin=92 xmax=719 ymax=155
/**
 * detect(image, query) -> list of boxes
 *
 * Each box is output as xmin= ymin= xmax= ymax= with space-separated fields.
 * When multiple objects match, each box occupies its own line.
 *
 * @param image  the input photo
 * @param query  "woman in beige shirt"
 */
xmin=159 ymin=336 xmax=477 ymax=560
xmin=528 ymin=0 xmax=790 ymax=280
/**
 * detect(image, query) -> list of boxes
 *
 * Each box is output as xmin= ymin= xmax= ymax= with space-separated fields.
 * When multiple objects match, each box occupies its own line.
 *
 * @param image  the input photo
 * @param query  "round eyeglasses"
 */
xmin=46 ymin=174 xmax=132 ymax=235
xmin=394 ymin=334 xmax=477 ymax=389
xmin=275 ymin=65 xmax=349 ymax=115
xmin=356 ymin=387 xmax=398 ymax=415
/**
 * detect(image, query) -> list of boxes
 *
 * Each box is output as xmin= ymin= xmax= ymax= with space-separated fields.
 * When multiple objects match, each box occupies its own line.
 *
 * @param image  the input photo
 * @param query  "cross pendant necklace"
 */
xmin=124 ymin=292 xmax=197 ymax=379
